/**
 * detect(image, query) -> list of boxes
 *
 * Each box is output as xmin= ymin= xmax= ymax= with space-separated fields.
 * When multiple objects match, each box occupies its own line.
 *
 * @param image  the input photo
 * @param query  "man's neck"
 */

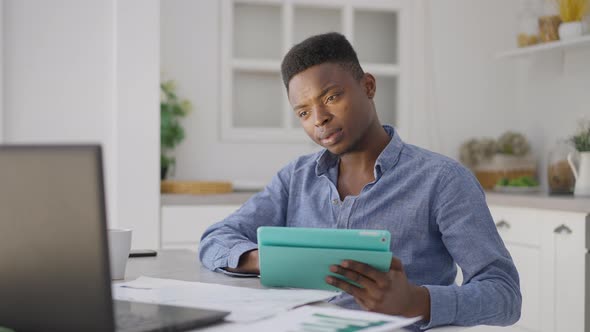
xmin=339 ymin=123 xmax=391 ymax=174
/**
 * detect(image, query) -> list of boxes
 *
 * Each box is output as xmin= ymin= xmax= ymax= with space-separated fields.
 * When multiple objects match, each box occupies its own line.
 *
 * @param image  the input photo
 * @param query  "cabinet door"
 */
xmin=455 ymin=240 xmax=545 ymax=332
xmin=161 ymin=205 xmax=240 ymax=249
xmin=489 ymin=206 xmax=552 ymax=332
xmin=551 ymin=215 xmax=587 ymax=332
xmin=490 ymin=206 xmax=589 ymax=332
xmin=503 ymin=243 xmax=542 ymax=332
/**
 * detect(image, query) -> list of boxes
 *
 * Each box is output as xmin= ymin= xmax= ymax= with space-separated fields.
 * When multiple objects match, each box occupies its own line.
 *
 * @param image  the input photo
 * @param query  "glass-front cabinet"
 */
xmin=221 ymin=0 xmax=412 ymax=142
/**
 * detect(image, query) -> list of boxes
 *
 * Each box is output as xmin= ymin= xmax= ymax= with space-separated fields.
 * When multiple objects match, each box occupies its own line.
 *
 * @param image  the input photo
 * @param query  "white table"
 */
xmin=123 ymin=250 xmax=525 ymax=332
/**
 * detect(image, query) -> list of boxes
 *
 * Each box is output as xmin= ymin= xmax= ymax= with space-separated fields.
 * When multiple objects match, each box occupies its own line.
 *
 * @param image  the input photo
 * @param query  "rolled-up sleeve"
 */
xmin=198 ymin=162 xmax=292 ymax=272
xmin=421 ymin=164 xmax=522 ymax=329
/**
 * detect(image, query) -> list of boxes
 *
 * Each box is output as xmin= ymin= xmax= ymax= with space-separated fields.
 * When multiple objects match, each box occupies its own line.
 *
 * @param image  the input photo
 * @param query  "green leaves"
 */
xmin=572 ymin=134 xmax=590 ymax=152
xmin=496 ymin=132 xmax=530 ymax=156
xmin=161 ymin=80 xmax=192 ymax=172
xmin=161 ymin=155 xmax=176 ymax=169
xmin=570 ymin=119 xmax=590 ymax=152
xmin=161 ymin=115 xmax=185 ymax=149
xmin=496 ymin=176 xmax=539 ymax=187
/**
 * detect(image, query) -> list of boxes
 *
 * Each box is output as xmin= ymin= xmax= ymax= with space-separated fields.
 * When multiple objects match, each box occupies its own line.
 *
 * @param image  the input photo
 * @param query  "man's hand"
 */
xmin=225 ymin=249 xmax=259 ymax=274
xmin=325 ymin=257 xmax=430 ymax=321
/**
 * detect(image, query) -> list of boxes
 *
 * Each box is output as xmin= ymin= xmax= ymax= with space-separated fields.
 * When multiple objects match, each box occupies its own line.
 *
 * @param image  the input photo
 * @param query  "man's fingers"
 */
xmin=390 ymin=257 xmax=403 ymax=272
xmin=329 ymin=264 xmax=377 ymax=289
xmin=340 ymin=260 xmax=389 ymax=286
xmin=326 ymin=275 xmax=378 ymax=310
xmin=325 ymin=276 xmax=366 ymax=298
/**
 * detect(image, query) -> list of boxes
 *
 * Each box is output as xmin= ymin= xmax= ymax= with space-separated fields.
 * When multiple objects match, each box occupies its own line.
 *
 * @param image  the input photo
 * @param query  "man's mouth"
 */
xmin=319 ymin=129 xmax=343 ymax=145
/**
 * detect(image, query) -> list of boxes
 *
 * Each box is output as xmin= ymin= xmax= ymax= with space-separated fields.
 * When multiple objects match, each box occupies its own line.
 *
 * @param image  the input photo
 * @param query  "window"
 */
xmin=221 ymin=0 xmax=412 ymax=142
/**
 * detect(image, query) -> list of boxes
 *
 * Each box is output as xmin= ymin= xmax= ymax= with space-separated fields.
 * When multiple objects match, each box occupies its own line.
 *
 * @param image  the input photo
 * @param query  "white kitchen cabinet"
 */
xmin=220 ymin=0 xmax=413 ymax=142
xmin=161 ymin=205 xmax=240 ymax=251
xmin=488 ymin=205 xmax=589 ymax=332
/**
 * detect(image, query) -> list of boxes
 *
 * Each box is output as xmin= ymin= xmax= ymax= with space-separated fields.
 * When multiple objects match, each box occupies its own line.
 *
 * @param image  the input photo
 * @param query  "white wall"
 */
xmin=4 ymin=1 xmax=116 ymax=220
xmin=515 ymin=49 xmax=590 ymax=188
xmin=3 ymin=0 xmax=160 ymax=249
xmin=428 ymin=0 xmax=520 ymax=158
xmin=115 ymin=0 xmax=161 ymax=249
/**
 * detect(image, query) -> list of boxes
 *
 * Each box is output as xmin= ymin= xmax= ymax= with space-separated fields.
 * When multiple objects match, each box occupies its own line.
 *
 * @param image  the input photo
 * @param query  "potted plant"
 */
xmin=567 ymin=119 xmax=590 ymax=196
xmin=160 ymin=80 xmax=191 ymax=180
xmin=556 ymin=0 xmax=589 ymax=40
xmin=459 ymin=132 xmax=537 ymax=190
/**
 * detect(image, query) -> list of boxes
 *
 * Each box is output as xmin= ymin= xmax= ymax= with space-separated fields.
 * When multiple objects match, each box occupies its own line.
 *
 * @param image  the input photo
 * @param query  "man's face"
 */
xmin=287 ymin=63 xmax=376 ymax=155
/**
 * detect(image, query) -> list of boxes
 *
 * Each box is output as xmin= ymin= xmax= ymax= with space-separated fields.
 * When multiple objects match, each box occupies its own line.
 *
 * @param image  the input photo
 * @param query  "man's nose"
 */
xmin=313 ymin=105 xmax=331 ymax=127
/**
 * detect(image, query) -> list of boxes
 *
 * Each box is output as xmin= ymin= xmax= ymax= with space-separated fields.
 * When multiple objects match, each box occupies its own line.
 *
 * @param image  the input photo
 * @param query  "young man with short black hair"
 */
xmin=199 ymin=32 xmax=521 ymax=330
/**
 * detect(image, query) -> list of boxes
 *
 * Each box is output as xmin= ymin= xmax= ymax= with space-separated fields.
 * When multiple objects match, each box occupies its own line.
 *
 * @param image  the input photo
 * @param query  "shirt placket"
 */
xmin=334 ymin=196 xmax=355 ymax=229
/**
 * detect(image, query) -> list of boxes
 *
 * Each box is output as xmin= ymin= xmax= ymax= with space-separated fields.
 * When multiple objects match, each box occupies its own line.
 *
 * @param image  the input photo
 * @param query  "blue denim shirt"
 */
xmin=199 ymin=125 xmax=521 ymax=329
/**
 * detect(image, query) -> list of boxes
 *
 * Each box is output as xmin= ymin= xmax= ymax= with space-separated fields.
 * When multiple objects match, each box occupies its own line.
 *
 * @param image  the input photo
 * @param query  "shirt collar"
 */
xmin=315 ymin=125 xmax=404 ymax=178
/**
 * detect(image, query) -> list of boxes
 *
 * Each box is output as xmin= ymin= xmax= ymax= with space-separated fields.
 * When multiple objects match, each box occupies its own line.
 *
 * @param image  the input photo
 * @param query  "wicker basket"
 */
xmin=161 ymin=180 xmax=233 ymax=195
xmin=473 ymin=154 xmax=537 ymax=190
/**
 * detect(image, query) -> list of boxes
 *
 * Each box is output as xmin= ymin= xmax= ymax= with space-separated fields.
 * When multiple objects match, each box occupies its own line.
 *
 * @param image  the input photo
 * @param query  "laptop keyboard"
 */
xmin=112 ymin=300 xmax=228 ymax=332
xmin=115 ymin=312 xmax=169 ymax=332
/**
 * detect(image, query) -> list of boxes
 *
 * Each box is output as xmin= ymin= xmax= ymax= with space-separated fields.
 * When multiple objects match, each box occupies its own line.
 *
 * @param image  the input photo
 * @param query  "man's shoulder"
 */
xmin=399 ymin=143 xmax=484 ymax=198
xmin=401 ymin=143 xmax=471 ymax=178
xmin=280 ymin=150 xmax=324 ymax=175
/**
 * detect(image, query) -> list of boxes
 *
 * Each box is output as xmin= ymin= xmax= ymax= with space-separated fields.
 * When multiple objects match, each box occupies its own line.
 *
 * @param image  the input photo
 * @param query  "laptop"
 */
xmin=258 ymin=226 xmax=393 ymax=291
xmin=0 ymin=145 xmax=229 ymax=332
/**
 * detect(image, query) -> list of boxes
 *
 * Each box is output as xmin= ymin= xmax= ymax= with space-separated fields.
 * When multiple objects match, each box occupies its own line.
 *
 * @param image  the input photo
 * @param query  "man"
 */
xmin=199 ymin=32 xmax=521 ymax=330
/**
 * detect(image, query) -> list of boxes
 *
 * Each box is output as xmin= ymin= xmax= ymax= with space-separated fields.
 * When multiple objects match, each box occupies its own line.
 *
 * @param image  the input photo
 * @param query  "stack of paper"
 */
xmin=216 ymin=306 xmax=421 ymax=332
xmin=112 ymin=276 xmax=338 ymax=322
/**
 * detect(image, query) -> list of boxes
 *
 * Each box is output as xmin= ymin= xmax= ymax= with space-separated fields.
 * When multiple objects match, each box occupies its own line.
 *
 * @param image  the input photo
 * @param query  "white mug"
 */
xmin=108 ymin=229 xmax=133 ymax=280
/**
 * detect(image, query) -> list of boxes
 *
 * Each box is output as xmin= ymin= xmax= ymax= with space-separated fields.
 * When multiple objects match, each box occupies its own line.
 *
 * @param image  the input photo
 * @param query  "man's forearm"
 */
xmin=224 ymin=249 xmax=260 ymax=274
xmin=198 ymin=230 xmax=258 ymax=272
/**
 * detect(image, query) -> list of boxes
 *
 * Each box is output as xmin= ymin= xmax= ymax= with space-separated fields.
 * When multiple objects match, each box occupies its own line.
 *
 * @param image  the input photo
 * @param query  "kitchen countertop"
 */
xmin=162 ymin=192 xmax=590 ymax=214
xmin=161 ymin=192 xmax=256 ymax=206
xmin=485 ymin=192 xmax=590 ymax=213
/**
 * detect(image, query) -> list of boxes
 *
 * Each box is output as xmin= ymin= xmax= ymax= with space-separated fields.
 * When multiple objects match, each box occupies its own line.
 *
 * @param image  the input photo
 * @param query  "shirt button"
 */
xmin=332 ymin=199 xmax=339 ymax=205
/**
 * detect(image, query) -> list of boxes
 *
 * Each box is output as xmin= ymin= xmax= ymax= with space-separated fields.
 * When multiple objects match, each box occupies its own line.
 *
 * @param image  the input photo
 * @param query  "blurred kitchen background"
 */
xmin=1 ymin=1 xmax=590 ymax=331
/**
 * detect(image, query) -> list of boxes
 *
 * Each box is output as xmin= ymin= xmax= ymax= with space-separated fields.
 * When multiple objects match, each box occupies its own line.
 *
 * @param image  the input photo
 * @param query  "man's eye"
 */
xmin=298 ymin=111 xmax=309 ymax=118
xmin=327 ymin=94 xmax=338 ymax=102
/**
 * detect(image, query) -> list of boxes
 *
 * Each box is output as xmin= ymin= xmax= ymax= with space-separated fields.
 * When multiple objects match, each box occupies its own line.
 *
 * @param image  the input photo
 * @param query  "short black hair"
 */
xmin=280 ymin=32 xmax=364 ymax=90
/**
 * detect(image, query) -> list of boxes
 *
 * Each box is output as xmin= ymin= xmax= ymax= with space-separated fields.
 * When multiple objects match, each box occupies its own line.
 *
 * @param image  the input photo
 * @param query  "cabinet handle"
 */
xmin=554 ymin=224 xmax=572 ymax=235
xmin=495 ymin=220 xmax=510 ymax=229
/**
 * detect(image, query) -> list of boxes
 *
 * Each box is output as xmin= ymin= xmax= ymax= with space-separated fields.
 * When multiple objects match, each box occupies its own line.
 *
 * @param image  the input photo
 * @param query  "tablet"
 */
xmin=257 ymin=227 xmax=392 ymax=291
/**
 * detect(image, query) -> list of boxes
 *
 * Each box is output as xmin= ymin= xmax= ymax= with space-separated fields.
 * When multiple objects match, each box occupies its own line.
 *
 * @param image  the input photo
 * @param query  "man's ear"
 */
xmin=363 ymin=73 xmax=376 ymax=99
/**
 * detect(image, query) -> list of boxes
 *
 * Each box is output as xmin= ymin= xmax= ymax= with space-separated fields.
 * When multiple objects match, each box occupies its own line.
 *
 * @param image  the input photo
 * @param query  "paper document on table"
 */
xmin=223 ymin=306 xmax=421 ymax=332
xmin=112 ymin=276 xmax=338 ymax=322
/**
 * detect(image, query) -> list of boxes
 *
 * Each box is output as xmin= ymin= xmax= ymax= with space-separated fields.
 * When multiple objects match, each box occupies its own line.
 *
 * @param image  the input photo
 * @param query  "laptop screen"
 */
xmin=0 ymin=145 xmax=114 ymax=332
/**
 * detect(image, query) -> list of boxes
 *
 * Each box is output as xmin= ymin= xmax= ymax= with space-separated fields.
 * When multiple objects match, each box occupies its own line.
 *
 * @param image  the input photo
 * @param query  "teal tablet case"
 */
xmin=257 ymin=227 xmax=392 ymax=291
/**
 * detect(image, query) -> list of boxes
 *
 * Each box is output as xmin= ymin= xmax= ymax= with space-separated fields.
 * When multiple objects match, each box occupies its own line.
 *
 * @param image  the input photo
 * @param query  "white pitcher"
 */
xmin=568 ymin=151 xmax=590 ymax=197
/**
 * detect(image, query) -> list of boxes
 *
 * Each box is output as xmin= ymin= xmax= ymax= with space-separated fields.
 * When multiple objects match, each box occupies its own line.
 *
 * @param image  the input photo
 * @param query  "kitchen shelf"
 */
xmin=496 ymin=34 xmax=590 ymax=59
